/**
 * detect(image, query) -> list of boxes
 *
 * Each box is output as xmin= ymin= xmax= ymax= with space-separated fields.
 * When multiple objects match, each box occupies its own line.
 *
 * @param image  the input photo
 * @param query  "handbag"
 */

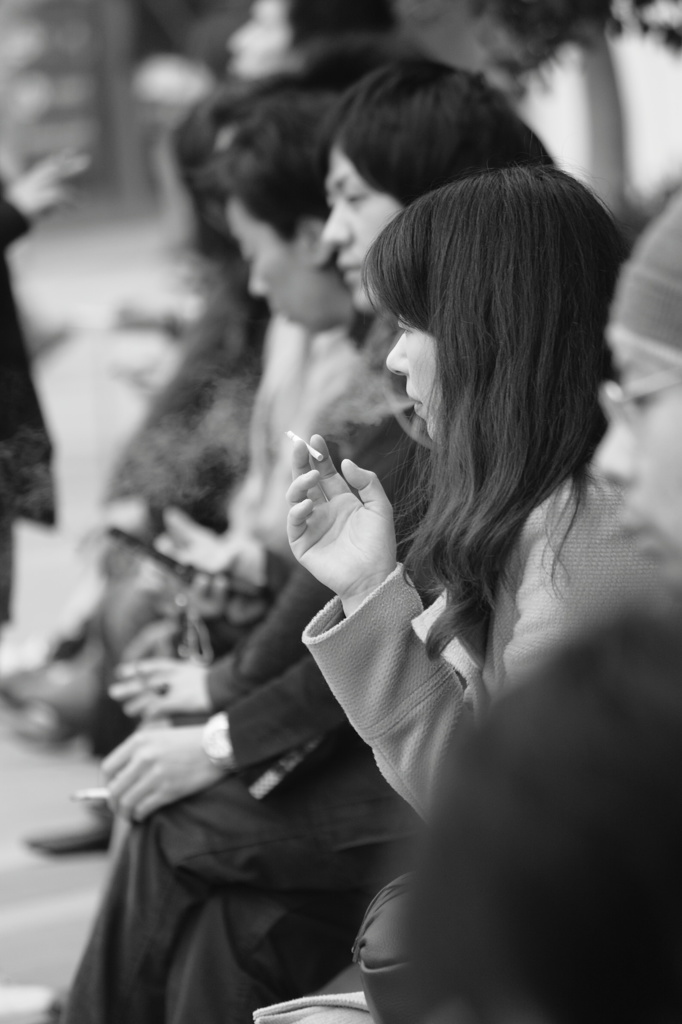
xmin=351 ymin=875 xmax=420 ymax=1024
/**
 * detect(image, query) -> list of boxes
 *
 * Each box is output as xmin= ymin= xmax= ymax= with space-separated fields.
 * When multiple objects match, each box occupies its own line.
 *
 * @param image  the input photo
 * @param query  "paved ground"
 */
xmin=0 ymin=207 xmax=180 ymax=995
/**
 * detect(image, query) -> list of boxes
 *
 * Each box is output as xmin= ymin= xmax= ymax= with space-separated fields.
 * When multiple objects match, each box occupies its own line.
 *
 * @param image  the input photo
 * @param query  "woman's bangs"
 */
xmin=363 ymin=205 xmax=431 ymax=330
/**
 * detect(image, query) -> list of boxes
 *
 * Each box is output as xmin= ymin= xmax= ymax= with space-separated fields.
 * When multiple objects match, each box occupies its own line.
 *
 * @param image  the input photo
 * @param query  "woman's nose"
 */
xmin=594 ymin=419 xmax=635 ymax=488
xmin=386 ymin=333 xmax=408 ymax=377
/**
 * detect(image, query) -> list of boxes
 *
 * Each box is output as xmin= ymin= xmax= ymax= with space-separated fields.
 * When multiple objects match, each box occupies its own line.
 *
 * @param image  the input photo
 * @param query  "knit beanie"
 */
xmin=609 ymin=188 xmax=682 ymax=372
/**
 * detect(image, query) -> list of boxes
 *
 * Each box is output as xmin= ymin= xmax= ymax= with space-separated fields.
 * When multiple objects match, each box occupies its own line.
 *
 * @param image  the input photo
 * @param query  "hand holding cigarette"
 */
xmin=109 ymin=658 xmax=212 ymax=719
xmin=285 ymin=431 xmax=324 ymax=461
xmin=285 ymin=433 xmax=399 ymax=618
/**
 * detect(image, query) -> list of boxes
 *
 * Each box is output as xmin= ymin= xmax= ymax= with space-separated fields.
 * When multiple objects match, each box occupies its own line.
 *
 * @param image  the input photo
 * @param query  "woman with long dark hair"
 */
xmin=286 ymin=164 xmax=661 ymax=815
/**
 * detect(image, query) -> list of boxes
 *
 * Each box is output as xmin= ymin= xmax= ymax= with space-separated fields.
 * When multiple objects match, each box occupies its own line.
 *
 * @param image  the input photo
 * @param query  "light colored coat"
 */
xmin=303 ymin=472 xmax=663 ymax=817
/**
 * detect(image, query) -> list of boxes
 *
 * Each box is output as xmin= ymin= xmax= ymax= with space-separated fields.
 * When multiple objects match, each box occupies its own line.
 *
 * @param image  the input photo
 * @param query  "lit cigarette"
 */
xmin=285 ymin=431 xmax=324 ymax=461
xmin=71 ymin=786 xmax=111 ymax=803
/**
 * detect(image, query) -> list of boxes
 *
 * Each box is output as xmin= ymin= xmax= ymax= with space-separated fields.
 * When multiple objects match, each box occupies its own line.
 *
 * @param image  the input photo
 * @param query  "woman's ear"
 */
xmin=293 ymin=216 xmax=335 ymax=268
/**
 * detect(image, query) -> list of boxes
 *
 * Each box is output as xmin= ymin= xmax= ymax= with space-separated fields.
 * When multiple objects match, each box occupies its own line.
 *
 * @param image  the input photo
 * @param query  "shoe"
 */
xmin=0 ymin=980 xmax=60 ymax=1023
xmin=24 ymin=818 xmax=112 ymax=856
xmin=0 ymin=644 xmax=101 ymax=745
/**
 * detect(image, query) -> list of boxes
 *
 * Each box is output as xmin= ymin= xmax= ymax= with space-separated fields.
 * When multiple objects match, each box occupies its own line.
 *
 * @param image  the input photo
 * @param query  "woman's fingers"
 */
xmin=289 ymin=447 xmax=328 ymax=504
xmin=287 ymin=499 xmax=315 ymax=542
xmin=286 ymin=468 xmax=323 ymax=506
xmin=308 ymin=435 xmax=353 ymax=499
xmin=341 ymin=461 xmax=393 ymax=514
xmin=289 ymin=434 xmax=344 ymax=488
xmin=289 ymin=435 xmax=351 ymax=503
xmin=290 ymin=435 xmax=315 ymax=478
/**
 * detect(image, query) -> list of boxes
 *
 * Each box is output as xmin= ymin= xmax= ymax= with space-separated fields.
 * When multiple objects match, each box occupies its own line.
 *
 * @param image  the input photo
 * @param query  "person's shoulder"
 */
xmin=516 ymin=469 xmax=656 ymax=600
xmin=499 ymin=470 xmax=660 ymax=679
xmin=508 ymin=471 xmax=632 ymax=594
xmin=524 ymin=470 xmax=624 ymax=548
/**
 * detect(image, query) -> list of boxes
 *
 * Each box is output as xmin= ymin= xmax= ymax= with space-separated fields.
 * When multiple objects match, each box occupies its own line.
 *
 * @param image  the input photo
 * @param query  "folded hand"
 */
xmin=102 ymin=726 xmax=223 ymax=821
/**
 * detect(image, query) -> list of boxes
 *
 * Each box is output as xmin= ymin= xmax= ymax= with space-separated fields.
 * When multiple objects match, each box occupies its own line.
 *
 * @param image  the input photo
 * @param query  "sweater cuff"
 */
xmin=303 ymin=565 xmax=420 ymax=648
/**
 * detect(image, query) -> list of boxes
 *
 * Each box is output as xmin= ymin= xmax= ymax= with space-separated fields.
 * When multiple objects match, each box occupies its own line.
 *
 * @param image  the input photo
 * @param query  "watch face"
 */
xmin=206 ymin=725 xmax=228 ymax=758
xmin=204 ymin=716 xmax=232 ymax=766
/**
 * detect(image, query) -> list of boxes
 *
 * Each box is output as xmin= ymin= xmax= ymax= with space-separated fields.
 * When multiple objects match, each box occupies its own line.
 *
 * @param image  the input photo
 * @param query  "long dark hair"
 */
xmin=364 ymin=164 xmax=628 ymax=655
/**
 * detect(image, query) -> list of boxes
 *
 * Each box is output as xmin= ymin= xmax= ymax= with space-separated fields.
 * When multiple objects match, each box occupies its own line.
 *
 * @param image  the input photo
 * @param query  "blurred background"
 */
xmin=0 ymin=0 xmax=681 ymax=1009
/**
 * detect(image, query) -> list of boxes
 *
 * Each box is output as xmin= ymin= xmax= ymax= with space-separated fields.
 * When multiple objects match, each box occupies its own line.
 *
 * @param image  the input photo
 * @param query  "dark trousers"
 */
xmin=63 ymin=764 xmax=409 ymax=1024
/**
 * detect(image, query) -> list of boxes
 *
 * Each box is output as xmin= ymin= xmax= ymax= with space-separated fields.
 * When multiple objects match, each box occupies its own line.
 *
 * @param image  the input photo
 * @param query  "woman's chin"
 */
xmin=412 ymin=404 xmax=434 ymax=439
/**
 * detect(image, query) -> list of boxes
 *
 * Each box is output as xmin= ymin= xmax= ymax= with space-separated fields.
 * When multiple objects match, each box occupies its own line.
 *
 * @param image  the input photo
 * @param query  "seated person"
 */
xmin=63 ymin=58 xmax=558 ymax=1023
xmin=105 ymin=58 xmax=561 ymax=758
xmin=414 ymin=610 xmax=682 ymax=1024
xmin=286 ymin=165 xmax=660 ymax=817
xmin=0 ymin=90 xmax=268 ymax=757
xmin=61 ymin=79 xmax=418 ymax=1024
xmin=596 ymin=187 xmax=682 ymax=594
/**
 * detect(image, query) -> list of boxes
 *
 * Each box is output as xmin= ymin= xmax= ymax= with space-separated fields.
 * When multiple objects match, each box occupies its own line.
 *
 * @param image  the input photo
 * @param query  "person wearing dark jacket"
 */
xmin=0 ymin=154 xmax=85 ymax=621
xmin=63 ymin=411 xmax=417 ymax=1024
xmin=62 ymin=83 xmax=417 ymax=1024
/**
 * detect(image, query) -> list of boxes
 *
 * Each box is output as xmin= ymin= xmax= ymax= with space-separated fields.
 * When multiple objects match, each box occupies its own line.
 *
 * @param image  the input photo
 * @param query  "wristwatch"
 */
xmin=202 ymin=712 xmax=236 ymax=771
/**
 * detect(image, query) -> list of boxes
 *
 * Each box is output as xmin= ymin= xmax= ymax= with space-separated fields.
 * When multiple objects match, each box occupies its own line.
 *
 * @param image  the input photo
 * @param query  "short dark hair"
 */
xmin=327 ymin=59 xmax=553 ymax=205
xmin=202 ymin=39 xmax=408 ymax=238
xmin=288 ymin=0 xmax=394 ymax=45
xmin=364 ymin=165 xmax=627 ymax=652
xmin=217 ymin=87 xmax=333 ymax=237
xmin=416 ymin=611 xmax=682 ymax=1024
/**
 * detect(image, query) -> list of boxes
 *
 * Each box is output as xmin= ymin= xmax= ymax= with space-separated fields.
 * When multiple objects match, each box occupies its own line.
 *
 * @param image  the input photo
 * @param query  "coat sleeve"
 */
xmin=227 ymin=657 xmax=349 ymax=769
xmin=205 ymin=563 xmax=334 ymax=710
xmin=303 ymin=567 xmax=470 ymax=818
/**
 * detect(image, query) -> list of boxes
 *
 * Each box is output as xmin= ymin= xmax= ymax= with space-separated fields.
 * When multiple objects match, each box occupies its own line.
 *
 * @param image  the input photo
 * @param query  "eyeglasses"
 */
xmin=599 ymin=371 xmax=682 ymax=426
